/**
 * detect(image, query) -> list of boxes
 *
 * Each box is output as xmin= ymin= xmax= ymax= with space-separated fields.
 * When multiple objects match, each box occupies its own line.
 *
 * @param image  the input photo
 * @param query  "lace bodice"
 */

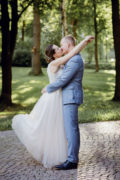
xmin=47 ymin=63 xmax=63 ymax=83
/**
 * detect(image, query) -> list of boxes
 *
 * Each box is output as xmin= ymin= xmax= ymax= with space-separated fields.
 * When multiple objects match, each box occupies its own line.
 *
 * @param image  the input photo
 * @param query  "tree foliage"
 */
xmin=0 ymin=0 xmax=119 ymax=106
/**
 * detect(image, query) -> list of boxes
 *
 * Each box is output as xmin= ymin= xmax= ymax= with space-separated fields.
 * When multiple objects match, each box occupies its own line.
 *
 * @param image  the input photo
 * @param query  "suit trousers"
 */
xmin=63 ymin=103 xmax=80 ymax=163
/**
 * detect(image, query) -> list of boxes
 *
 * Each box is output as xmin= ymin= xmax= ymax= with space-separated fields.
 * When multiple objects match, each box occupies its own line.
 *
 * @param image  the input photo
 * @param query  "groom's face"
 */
xmin=60 ymin=39 xmax=69 ymax=54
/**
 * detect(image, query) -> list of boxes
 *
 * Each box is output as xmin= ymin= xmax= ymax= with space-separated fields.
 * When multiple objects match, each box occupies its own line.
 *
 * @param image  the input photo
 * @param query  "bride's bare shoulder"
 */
xmin=47 ymin=62 xmax=54 ymax=69
xmin=48 ymin=62 xmax=59 ymax=73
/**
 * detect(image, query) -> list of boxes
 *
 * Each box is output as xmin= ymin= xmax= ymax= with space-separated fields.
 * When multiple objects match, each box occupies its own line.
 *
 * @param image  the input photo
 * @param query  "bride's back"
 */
xmin=47 ymin=63 xmax=63 ymax=83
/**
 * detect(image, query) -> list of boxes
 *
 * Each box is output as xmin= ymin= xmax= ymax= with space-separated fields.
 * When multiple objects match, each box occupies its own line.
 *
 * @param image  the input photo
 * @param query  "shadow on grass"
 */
xmin=11 ymin=67 xmax=48 ymax=109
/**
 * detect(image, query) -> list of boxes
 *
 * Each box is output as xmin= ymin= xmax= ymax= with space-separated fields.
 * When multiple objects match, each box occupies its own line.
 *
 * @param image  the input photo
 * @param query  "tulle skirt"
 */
xmin=12 ymin=90 xmax=67 ymax=168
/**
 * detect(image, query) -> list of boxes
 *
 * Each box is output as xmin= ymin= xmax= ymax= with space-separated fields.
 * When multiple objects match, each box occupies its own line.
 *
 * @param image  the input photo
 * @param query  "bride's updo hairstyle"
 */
xmin=45 ymin=44 xmax=55 ymax=63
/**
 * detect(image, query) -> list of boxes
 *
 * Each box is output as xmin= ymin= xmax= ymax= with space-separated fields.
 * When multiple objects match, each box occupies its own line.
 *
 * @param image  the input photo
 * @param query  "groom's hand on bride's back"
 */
xmin=41 ymin=88 xmax=47 ymax=94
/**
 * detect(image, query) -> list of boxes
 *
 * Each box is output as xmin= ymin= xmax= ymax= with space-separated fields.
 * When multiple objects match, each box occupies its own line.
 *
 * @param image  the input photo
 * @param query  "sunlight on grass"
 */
xmin=29 ymin=80 xmax=41 ymax=84
xmin=19 ymin=87 xmax=33 ymax=94
xmin=103 ymin=70 xmax=115 ymax=74
xmin=24 ymin=97 xmax=38 ymax=104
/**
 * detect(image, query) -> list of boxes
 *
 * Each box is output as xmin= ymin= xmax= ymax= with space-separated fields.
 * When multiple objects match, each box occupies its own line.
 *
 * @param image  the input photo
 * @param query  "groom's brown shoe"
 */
xmin=55 ymin=160 xmax=78 ymax=170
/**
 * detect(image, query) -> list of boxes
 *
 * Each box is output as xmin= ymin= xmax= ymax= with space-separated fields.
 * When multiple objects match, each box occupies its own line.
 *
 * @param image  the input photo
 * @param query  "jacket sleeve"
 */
xmin=46 ymin=55 xmax=82 ymax=93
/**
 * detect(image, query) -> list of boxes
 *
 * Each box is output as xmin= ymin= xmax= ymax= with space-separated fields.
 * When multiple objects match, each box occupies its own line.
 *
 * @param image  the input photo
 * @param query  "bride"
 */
xmin=12 ymin=35 xmax=93 ymax=168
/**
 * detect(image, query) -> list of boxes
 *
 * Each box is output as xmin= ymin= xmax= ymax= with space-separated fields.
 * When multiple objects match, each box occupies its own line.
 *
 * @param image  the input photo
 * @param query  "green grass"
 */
xmin=0 ymin=67 xmax=120 ymax=131
xmin=79 ymin=69 xmax=120 ymax=123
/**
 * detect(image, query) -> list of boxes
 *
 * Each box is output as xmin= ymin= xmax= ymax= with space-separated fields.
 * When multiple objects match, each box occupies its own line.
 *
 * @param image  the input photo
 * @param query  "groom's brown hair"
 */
xmin=63 ymin=35 xmax=76 ymax=46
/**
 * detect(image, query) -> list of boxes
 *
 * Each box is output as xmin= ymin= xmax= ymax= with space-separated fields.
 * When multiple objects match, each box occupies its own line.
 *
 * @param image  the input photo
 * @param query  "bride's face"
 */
xmin=53 ymin=45 xmax=63 ymax=59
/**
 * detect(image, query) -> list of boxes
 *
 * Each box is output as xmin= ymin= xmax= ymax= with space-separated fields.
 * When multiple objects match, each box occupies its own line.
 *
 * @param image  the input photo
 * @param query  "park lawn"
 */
xmin=0 ymin=67 xmax=120 ymax=131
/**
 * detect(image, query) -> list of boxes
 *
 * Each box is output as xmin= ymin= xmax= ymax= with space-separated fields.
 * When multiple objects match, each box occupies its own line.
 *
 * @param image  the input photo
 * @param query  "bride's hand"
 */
xmin=41 ymin=88 xmax=47 ymax=94
xmin=85 ymin=35 xmax=94 ymax=44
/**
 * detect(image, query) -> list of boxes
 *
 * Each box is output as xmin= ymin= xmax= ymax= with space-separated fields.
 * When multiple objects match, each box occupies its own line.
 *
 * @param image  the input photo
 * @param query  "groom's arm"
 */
xmin=46 ymin=55 xmax=83 ymax=93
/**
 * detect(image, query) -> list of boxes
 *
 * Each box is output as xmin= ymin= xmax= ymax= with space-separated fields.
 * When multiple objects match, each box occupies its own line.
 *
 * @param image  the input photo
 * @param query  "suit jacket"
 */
xmin=46 ymin=54 xmax=84 ymax=105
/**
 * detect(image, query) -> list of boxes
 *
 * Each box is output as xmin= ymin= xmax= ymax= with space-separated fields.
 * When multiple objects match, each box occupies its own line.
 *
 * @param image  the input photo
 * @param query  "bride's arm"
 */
xmin=50 ymin=35 xmax=94 ymax=73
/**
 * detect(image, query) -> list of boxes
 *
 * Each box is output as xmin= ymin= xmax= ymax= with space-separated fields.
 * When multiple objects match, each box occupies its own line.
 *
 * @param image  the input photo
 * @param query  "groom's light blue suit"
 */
xmin=46 ymin=54 xmax=84 ymax=163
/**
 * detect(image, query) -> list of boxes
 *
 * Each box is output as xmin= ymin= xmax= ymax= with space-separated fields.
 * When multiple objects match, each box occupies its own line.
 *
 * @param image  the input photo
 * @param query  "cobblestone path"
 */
xmin=0 ymin=121 xmax=120 ymax=180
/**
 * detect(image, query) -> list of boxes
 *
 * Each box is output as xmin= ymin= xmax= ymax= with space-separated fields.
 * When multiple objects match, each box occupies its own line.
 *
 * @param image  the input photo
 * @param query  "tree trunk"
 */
xmin=111 ymin=0 xmax=120 ymax=101
xmin=93 ymin=0 xmax=99 ymax=72
xmin=71 ymin=19 xmax=78 ymax=39
xmin=60 ymin=0 xmax=68 ymax=37
xmin=22 ymin=20 xmax=25 ymax=41
xmin=10 ymin=0 xmax=18 ymax=57
xmin=0 ymin=0 xmax=12 ymax=105
xmin=0 ymin=0 xmax=18 ymax=105
xmin=31 ymin=2 xmax=42 ymax=75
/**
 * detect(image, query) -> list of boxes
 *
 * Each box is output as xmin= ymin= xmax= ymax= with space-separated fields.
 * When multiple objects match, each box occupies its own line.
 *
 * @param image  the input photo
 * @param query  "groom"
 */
xmin=43 ymin=35 xmax=84 ymax=170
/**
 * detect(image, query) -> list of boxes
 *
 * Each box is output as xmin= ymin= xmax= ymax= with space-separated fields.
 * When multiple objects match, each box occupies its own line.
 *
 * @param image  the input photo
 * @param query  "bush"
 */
xmin=12 ymin=49 xmax=32 ymax=67
xmin=85 ymin=62 xmax=115 ymax=70
xmin=12 ymin=39 xmax=48 ymax=67
xmin=12 ymin=49 xmax=48 ymax=67
xmin=40 ymin=54 xmax=48 ymax=68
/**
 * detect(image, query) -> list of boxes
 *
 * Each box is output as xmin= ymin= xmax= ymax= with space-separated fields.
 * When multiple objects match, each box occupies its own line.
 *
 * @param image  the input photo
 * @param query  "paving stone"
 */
xmin=0 ymin=121 xmax=120 ymax=179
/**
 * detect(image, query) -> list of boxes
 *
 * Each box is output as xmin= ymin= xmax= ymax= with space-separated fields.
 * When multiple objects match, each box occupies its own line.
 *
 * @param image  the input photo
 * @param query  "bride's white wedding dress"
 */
xmin=12 ymin=63 xmax=67 ymax=168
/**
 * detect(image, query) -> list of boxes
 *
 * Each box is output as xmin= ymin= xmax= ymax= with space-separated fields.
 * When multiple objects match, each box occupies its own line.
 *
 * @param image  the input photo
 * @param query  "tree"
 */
xmin=0 ymin=0 xmax=53 ymax=106
xmin=31 ymin=0 xmax=54 ymax=74
xmin=1 ymin=0 xmax=12 ymax=105
xmin=0 ymin=0 xmax=32 ymax=105
xmin=111 ymin=0 xmax=120 ymax=101
xmin=66 ymin=0 xmax=100 ymax=71
xmin=92 ymin=0 xmax=99 ymax=72
xmin=67 ymin=0 xmax=85 ymax=39
xmin=87 ymin=0 xmax=110 ymax=71
xmin=31 ymin=1 xmax=42 ymax=75
xmin=60 ymin=0 xmax=68 ymax=37
xmin=21 ymin=20 xmax=25 ymax=41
